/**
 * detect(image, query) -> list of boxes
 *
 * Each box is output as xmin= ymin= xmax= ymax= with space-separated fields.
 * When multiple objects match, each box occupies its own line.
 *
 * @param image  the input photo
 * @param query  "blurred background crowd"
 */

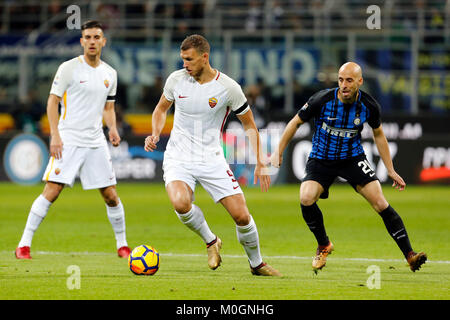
xmin=0 ymin=0 xmax=449 ymax=134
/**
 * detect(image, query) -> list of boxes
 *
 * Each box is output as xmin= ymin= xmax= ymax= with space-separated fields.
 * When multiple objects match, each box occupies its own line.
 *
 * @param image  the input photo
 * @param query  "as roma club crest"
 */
xmin=209 ymin=97 xmax=217 ymax=108
xmin=104 ymin=79 xmax=109 ymax=88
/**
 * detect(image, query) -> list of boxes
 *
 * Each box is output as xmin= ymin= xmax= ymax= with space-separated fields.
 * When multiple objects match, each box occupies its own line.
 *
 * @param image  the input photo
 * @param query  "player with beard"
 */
xmin=16 ymin=21 xmax=131 ymax=259
xmin=272 ymin=62 xmax=427 ymax=273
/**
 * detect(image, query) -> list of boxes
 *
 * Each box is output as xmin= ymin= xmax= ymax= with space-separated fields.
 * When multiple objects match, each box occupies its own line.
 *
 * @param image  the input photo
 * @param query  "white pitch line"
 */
xmin=3 ymin=250 xmax=449 ymax=264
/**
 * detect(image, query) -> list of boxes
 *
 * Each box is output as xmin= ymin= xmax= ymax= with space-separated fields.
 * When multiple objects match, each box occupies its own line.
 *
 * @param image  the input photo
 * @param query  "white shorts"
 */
xmin=42 ymin=144 xmax=116 ymax=190
xmin=163 ymin=155 xmax=243 ymax=203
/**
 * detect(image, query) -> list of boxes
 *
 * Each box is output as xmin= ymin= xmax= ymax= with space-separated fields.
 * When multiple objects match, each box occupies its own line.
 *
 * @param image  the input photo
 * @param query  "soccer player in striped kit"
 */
xmin=15 ymin=21 xmax=131 ymax=259
xmin=145 ymin=34 xmax=280 ymax=276
xmin=272 ymin=62 xmax=427 ymax=272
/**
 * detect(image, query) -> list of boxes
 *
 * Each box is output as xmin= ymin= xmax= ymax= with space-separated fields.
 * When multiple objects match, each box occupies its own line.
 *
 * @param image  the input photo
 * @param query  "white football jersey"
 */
xmin=50 ymin=55 xmax=117 ymax=147
xmin=163 ymin=69 xmax=249 ymax=162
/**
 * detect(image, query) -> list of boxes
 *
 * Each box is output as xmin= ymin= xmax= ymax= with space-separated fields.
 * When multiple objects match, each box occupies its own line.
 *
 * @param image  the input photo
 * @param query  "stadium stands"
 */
xmin=1 ymin=1 xmax=448 ymax=35
xmin=0 ymin=0 xmax=449 ymax=133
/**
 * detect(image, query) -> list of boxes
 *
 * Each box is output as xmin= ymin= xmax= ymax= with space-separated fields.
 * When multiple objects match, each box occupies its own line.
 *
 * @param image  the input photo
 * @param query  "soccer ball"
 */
xmin=128 ymin=245 xmax=160 ymax=275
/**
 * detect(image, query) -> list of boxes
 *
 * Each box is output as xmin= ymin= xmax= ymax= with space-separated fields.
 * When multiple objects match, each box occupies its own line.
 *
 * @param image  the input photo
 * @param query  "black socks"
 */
xmin=378 ymin=205 xmax=413 ymax=258
xmin=301 ymin=202 xmax=413 ymax=258
xmin=301 ymin=203 xmax=329 ymax=246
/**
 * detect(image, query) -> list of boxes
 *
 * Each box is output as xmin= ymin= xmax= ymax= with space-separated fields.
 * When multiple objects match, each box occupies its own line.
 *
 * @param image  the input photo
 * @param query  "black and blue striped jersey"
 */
xmin=297 ymin=88 xmax=381 ymax=160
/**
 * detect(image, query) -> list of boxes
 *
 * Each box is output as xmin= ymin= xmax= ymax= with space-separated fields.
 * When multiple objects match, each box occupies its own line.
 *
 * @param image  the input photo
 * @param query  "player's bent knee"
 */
xmin=100 ymin=187 xmax=119 ymax=207
xmin=172 ymin=200 xmax=192 ymax=214
xmin=300 ymin=191 xmax=319 ymax=206
xmin=373 ymin=199 xmax=389 ymax=213
xmin=169 ymin=192 xmax=192 ymax=213
xmin=299 ymin=181 xmax=322 ymax=206
xmin=103 ymin=194 xmax=119 ymax=207
xmin=104 ymin=197 xmax=119 ymax=207
xmin=167 ymin=184 xmax=193 ymax=214
xmin=234 ymin=213 xmax=251 ymax=226
xmin=42 ymin=182 xmax=64 ymax=202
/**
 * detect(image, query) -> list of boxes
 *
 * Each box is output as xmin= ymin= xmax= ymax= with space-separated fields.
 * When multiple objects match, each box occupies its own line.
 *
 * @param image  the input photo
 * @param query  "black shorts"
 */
xmin=303 ymin=154 xmax=379 ymax=199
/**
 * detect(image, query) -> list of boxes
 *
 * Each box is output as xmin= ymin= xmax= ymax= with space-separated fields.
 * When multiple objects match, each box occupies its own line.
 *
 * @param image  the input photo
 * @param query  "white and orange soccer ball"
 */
xmin=128 ymin=245 xmax=160 ymax=275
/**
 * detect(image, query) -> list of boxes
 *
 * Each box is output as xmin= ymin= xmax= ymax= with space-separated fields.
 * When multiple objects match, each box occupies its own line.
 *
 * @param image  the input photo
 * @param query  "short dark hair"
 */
xmin=81 ymin=20 xmax=103 ymax=32
xmin=180 ymin=34 xmax=210 ymax=54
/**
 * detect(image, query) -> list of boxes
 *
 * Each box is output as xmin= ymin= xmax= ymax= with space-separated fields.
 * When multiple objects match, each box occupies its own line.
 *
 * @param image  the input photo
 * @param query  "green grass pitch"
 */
xmin=0 ymin=182 xmax=449 ymax=300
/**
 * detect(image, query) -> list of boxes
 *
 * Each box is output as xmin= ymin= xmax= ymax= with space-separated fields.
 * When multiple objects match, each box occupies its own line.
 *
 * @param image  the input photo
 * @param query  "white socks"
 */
xmin=177 ymin=205 xmax=263 ymax=268
xmin=176 ymin=204 xmax=216 ymax=244
xmin=236 ymin=215 xmax=263 ymax=268
xmin=19 ymin=195 xmax=128 ymax=250
xmin=106 ymin=199 xmax=128 ymax=249
xmin=18 ymin=194 xmax=52 ymax=248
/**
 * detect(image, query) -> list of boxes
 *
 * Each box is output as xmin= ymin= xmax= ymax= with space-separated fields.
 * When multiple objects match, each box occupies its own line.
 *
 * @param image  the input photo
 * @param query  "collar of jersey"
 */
xmin=189 ymin=69 xmax=219 ymax=85
xmin=80 ymin=55 xmax=102 ymax=70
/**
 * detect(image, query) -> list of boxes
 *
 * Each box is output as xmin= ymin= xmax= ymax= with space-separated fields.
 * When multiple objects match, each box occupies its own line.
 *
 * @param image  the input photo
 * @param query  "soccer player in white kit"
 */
xmin=144 ymin=35 xmax=281 ymax=276
xmin=15 ymin=21 xmax=131 ymax=259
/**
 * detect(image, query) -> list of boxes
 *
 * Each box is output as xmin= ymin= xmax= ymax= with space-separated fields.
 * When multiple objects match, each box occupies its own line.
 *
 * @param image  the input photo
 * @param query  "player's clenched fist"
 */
xmin=144 ymin=135 xmax=159 ymax=152
xmin=270 ymin=151 xmax=283 ymax=168
xmin=108 ymin=127 xmax=121 ymax=147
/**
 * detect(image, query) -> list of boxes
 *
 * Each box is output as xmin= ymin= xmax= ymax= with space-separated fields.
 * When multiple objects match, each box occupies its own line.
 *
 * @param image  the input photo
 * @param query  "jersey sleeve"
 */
xmin=297 ymin=89 xmax=329 ymax=122
xmin=362 ymin=92 xmax=382 ymax=129
xmin=107 ymin=70 xmax=117 ymax=102
xmin=50 ymin=61 xmax=72 ymax=97
xmin=163 ymin=71 xmax=178 ymax=102
xmin=228 ymin=81 xmax=249 ymax=115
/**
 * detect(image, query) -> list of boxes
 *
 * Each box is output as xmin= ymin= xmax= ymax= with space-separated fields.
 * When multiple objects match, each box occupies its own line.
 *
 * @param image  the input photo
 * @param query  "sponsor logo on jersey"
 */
xmin=321 ymin=122 xmax=358 ymax=138
xmin=104 ymin=79 xmax=109 ymax=88
xmin=209 ymin=97 xmax=218 ymax=108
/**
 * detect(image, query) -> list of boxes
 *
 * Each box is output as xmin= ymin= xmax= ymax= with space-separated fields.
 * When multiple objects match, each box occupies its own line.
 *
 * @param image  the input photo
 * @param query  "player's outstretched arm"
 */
xmin=144 ymin=94 xmax=173 ymax=152
xmin=372 ymin=125 xmax=406 ymax=191
xmin=237 ymin=109 xmax=271 ymax=192
xmin=47 ymin=94 xmax=63 ymax=159
xmin=271 ymin=114 xmax=304 ymax=168
xmin=103 ymin=101 xmax=120 ymax=147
